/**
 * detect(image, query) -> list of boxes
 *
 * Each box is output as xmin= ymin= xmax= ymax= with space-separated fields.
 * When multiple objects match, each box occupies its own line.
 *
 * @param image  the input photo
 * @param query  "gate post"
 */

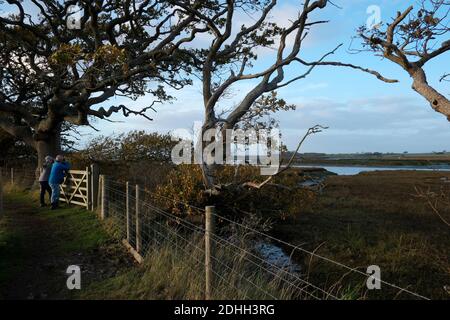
xmin=90 ymin=164 xmax=100 ymax=211
xmin=10 ymin=168 xmax=14 ymax=185
xmin=86 ymin=166 xmax=91 ymax=210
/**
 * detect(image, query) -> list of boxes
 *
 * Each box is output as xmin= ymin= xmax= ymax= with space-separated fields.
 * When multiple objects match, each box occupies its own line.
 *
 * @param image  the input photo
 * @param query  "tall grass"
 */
xmin=81 ymin=227 xmax=319 ymax=300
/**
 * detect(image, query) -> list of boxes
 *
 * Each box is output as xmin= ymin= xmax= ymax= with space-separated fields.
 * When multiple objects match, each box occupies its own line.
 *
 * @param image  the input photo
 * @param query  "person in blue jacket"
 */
xmin=49 ymin=154 xmax=70 ymax=210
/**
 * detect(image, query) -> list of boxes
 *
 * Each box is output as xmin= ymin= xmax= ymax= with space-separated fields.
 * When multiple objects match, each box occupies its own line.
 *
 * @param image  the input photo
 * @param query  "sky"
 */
xmin=2 ymin=0 xmax=450 ymax=153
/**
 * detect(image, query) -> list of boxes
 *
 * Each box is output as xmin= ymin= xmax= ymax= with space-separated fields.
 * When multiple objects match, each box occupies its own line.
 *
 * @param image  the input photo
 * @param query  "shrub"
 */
xmin=152 ymin=164 xmax=316 ymax=221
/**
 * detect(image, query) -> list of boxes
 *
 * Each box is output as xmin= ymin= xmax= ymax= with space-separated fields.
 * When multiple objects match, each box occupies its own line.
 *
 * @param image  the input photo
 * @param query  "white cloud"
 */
xmin=276 ymin=95 xmax=450 ymax=153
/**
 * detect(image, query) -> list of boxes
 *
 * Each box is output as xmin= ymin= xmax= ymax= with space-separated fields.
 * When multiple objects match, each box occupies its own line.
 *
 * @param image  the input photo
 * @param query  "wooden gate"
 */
xmin=60 ymin=165 xmax=99 ymax=210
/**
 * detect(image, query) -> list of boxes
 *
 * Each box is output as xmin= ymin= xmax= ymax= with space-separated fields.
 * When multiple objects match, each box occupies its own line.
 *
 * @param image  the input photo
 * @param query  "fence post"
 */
xmin=205 ymin=205 xmax=215 ymax=300
xmin=135 ymin=184 xmax=142 ymax=253
xmin=10 ymin=168 xmax=14 ymax=185
xmin=126 ymin=181 xmax=130 ymax=242
xmin=100 ymin=175 xmax=109 ymax=220
xmin=90 ymin=164 xmax=99 ymax=211
xmin=97 ymin=175 xmax=103 ymax=214
xmin=86 ymin=166 xmax=91 ymax=210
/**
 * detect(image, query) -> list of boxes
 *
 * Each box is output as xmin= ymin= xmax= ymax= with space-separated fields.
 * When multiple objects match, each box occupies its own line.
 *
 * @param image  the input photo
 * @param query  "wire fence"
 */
xmin=0 ymin=167 xmax=37 ymax=217
xmin=103 ymin=178 xmax=430 ymax=300
xmin=1 ymin=167 xmax=37 ymax=190
xmin=0 ymin=167 xmax=431 ymax=300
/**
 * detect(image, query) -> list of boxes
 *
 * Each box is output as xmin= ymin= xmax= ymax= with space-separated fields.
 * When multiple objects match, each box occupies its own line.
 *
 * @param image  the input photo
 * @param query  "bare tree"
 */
xmin=356 ymin=0 xmax=450 ymax=120
xmin=177 ymin=0 xmax=391 ymax=194
xmin=0 ymin=0 xmax=209 ymax=168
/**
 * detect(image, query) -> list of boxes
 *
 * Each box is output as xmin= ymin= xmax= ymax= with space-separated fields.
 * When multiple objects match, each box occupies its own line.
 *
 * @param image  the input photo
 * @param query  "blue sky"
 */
xmin=2 ymin=1 xmax=449 ymax=153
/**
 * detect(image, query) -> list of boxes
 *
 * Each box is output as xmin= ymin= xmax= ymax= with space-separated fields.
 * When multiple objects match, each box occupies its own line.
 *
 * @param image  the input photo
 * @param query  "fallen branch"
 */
xmin=241 ymin=125 xmax=328 ymax=190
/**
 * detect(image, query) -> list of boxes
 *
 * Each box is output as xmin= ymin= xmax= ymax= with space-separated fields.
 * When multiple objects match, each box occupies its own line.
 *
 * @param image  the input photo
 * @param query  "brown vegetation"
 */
xmin=274 ymin=171 xmax=450 ymax=299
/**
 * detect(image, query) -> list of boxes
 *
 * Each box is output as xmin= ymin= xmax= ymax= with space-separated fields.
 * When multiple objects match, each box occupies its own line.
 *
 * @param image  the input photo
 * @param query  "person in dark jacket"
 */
xmin=49 ymin=154 xmax=70 ymax=210
xmin=39 ymin=155 xmax=54 ymax=207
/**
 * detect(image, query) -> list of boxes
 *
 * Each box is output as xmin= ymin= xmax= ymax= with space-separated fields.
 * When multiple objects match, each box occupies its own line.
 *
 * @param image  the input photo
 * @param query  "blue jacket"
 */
xmin=49 ymin=161 xmax=70 ymax=184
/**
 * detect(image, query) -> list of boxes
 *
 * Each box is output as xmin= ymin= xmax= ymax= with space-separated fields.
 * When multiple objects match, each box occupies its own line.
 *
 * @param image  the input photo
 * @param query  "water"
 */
xmin=297 ymin=164 xmax=450 ymax=176
xmin=255 ymin=241 xmax=301 ymax=273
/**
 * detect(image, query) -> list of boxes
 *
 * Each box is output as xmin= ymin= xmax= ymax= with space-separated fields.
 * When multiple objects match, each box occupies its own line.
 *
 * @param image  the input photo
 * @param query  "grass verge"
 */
xmin=0 ymin=189 xmax=129 ymax=299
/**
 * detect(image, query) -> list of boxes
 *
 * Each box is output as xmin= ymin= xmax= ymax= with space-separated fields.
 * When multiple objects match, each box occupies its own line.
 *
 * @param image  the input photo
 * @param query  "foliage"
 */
xmin=72 ymin=130 xmax=176 ymax=164
xmin=0 ymin=128 xmax=36 ymax=166
xmin=236 ymin=91 xmax=296 ymax=131
xmin=0 ymin=0 xmax=208 ymax=160
xmin=68 ymin=131 xmax=176 ymax=189
xmin=152 ymin=164 xmax=316 ymax=220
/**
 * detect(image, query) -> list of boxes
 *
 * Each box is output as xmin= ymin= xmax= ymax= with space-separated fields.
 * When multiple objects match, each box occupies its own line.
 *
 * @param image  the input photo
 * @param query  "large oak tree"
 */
xmin=0 ymin=0 xmax=210 ymax=168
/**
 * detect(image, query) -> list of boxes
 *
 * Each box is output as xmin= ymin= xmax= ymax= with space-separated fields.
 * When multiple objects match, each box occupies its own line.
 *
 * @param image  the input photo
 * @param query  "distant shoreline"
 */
xmin=294 ymin=162 xmax=450 ymax=169
xmin=284 ymin=152 xmax=450 ymax=169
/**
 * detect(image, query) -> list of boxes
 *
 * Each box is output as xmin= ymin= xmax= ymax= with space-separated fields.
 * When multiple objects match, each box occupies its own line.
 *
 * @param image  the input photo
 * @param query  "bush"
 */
xmin=67 ymin=131 xmax=176 ymax=189
xmin=152 ymin=164 xmax=316 ymax=221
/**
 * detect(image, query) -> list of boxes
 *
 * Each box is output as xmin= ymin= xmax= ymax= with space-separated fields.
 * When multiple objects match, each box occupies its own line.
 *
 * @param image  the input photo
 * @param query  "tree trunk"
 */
xmin=34 ymin=129 xmax=61 ymax=176
xmin=411 ymin=68 xmax=450 ymax=120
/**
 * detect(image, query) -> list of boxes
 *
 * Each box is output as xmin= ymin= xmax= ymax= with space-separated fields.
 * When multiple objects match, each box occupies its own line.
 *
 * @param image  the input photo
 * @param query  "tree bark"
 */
xmin=199 ymin=124 xmax=218 ymax=192
xmin=410 ymin=68 xmax=450 ymax=120
xmin=34 ymin=128 xmax=61 ymax=175
xmin=0 ymin=117 xmax=62 ymax=175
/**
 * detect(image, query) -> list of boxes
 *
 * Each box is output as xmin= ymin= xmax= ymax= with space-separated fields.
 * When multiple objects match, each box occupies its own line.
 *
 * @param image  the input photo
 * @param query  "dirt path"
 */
xmin=0 ymin=192 xmax=134 ymax=300
xmin=2 ymin=198 xmax=63 ymax=299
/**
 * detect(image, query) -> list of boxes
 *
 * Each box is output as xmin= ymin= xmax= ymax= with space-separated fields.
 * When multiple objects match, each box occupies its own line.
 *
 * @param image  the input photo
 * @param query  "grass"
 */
xmin=0 ymin=213 xmax=26 ymax=298
xmin=273 ymin=171 xmax=450 ymax=299
xmin=5 ymin=188 xmax=110 ymax=253
xmin=80 ymin=239 xmax=208 ymax=300
xmin=80 ymin=232 xmax=301 ymax=300
xmin=3 ymin=170 xmax=450 ymax=300
xmin=0 ymin=187 xmax=123 ymax=299
xmin=38 ymin=206 xmax=110 ymax=253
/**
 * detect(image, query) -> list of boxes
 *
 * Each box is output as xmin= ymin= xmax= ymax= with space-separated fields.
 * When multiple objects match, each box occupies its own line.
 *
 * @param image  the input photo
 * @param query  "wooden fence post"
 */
xmin=205 ymin=205 xmax=215 ymax=300
xmin=97 ymin=175 xmax=103 ymax=214
xmin=101 ymin=175 xmax=109 ymax=219
xmin=135 ymin=184 xmax=142 ymax=253
xmin=126 ymin=181 xmax=131 ymax=242
xmin=10 ymin=168 xmax=14 ymax=185
xmin=86 ymin=166 xmax=91 ymax=210
xmin=90 ymin=164 xmax=99 ymax=211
